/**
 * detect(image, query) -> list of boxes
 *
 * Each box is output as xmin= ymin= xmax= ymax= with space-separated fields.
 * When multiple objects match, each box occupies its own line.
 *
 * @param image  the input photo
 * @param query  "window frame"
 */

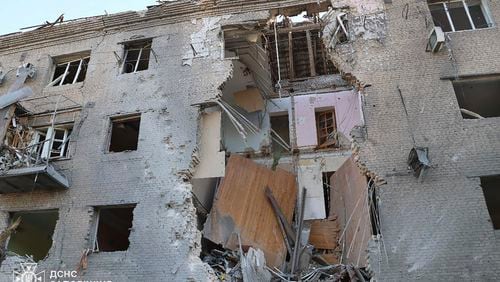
xmin=428 ymin=0 xmax=492 ymax=32
xmin=107 ymin=114 xmax=142 ymax=153
xmin=315 ymin=108 xmax=337 ymax=146
xmin=91 ymin=205 xmax=136 ymax=252
xmin=121 ymin=40 xmax=152 ymax=74
xmin=51 ymin=56 xmax=90 ymax=86
xmin=32 ymin=125 xmax=72 ymax=161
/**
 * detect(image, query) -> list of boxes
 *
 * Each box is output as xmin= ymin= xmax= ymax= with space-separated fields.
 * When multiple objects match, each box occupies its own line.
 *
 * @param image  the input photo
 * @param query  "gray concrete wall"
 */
xmin=326 ymin=0 xmax=500 ymax=280
xmin=0 ymin=11 xmax=259 ymax=282
xmin=0 ymin=0 xmax=498 ymax=281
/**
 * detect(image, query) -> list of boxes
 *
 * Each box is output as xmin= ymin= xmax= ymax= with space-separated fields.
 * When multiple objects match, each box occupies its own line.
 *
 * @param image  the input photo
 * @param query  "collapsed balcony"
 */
xmin=0 ymin=63 xmax=79 ymax=193
xmin=0 ymin=117 xmax=71 ymax=192
xmin=0 ymin=103 xmax=79 ymax=193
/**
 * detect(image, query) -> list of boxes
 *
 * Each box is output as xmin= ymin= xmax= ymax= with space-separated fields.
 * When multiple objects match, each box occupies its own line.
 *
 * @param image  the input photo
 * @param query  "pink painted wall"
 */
xmin=294 ymin=90 xmax=362 ymax=148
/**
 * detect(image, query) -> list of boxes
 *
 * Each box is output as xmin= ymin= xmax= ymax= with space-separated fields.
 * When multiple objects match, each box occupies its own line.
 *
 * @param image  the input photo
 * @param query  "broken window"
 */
xmin=108 ymin=114 xmax=141 ymax=153
xmin=315 ymin=108 xmax=337 ymax=148
xmin=32 ymin=125 xmax=73 ymax=160
xmin=122 ymin=40 xmax=152 ymax=73
xmin=51 ymin=55 xmax=90 ymax=86
xmin=452 ymin=76 xmax=500 ymax=119
xmin=7 ymin=210 xmax=58 ymax=261
xmin=428 ymin=0 xmax=492 ymax=32
xmin=270 ymin=114 xmax=290 ymax=152
xmin=322 ymin=171 xmax=334 ymax=217
xmin=480 ymin=175 xmax=500 ymax=230
xmin=92 ymin=205 xmax=135 ymax=252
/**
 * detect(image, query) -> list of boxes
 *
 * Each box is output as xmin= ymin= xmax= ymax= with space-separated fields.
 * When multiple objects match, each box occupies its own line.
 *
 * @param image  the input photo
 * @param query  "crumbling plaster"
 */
xmin=321 ymin=0 xmax=500 ymax=280
xmin=0 ymin=0 xmax=498 ymax=280
xmin=0 ymin=9 xmax=272 ymax=281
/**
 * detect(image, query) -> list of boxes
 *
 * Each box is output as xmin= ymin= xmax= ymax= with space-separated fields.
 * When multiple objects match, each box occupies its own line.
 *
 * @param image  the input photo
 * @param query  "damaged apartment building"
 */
xmin=0 ymin=0 xmax=498 ymax=281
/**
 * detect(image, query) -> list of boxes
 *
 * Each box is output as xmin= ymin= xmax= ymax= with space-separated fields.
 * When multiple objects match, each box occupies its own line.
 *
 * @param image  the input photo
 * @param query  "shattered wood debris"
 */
xmin=203 ymin=154 xmax=297 ymax=268
xmin=202 ymin=155 xmax=372 ymax=281
xmin=0 ymin=120 xmax=41 ymax=171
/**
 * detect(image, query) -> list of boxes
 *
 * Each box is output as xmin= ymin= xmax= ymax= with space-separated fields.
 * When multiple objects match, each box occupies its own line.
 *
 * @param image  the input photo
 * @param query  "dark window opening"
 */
xmin=428 ymin=0 xmax=490 ymax=32
xmin=7 ymin=210 xmax=59 ymax=261
xmin=109 ymin=115 xmax=141 ymax=153
xmin=469 ymin=3 xmax=489 ymax=28
xmin=429 ymin=3 xmax=453 ymax=32
xmin=270 ymin=114 xmax=290 ymax=152
xmin=480 ymin=175 xmax=500 ymax=230
xmin=322 ymin=171 xmax=335 ymax=217
xmin=95 ymin=205 xmax=135 ymax=252
xmin=315 ymin=109 xmax=338 ymax=148
xmin=51 ymin=57 xmax=90 ymax=86
xmin=448 ymin=1 xmax=473 ymax=31
xmin=452 ymin=76 xmax=500 ymax=119
xmin=123 ymin=40 xmax=152 ymax=74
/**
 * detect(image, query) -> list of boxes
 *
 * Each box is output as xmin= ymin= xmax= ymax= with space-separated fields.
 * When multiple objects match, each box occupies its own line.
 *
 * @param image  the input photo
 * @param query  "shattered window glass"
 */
xmin=51 ymin=57 xmax=90 ymax=86
xmin=122 ymin=40 xmax=152 ymax=74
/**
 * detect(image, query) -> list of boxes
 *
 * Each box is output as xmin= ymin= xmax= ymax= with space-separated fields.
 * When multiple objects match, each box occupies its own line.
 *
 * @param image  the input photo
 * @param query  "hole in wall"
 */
xmin=7 ymin=210 xmax=59 ymax=262
xmin=94 ymin=205 xmax=135 ymax=252
xmin=109 ymin=114 xmax=141 ymax=153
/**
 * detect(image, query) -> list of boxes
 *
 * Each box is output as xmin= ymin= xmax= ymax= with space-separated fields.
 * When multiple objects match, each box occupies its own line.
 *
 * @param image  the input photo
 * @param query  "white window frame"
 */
xmin=91 ymin=209 xmax=101 ymax=252
xmin=122 ymin=42 xmax=151 ymax=74
xmin=51 ymin=57 xmax=90 ymax=86
xmin=429 ymin=0 xmax=492 ymax=32
xmin=33 ymin=126 xmax=72 ymax=160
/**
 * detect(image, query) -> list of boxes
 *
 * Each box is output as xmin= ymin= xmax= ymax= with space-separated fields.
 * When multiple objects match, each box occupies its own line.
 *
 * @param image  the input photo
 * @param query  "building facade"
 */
xmin=0 ymin=0 xmax=498 ymax=281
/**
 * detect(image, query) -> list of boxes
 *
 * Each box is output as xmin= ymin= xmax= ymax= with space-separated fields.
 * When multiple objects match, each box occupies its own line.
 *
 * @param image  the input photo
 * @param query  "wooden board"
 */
xmin=203 ymin=155 xmax=297 ymax=267
xmin=330 ymin=157 xmax=371 ymax=266
xmin=308 ymin=219 xmax=340 ymax=250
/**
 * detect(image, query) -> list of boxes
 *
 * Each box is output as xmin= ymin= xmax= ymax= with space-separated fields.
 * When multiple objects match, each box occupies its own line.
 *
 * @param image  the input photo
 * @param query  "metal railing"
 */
xmin=0 ymin=139 xmax=51 ymax=171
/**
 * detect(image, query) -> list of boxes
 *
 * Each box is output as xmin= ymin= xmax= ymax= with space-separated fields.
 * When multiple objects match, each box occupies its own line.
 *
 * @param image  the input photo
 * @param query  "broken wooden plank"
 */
xmin=306 ymin=30 xmax=316 ymax=77
xmin=265 ymin=186 xmax=295 ymax=244
xmin=203 ymin=155 xmax=297 ymax=267
xmin=330 ymin=157 xmax=371 ymax=266
xmin=288 ymin=32 xmax=295 ymax=79
xmin=308 ymin=219 xmax=340 ymax=250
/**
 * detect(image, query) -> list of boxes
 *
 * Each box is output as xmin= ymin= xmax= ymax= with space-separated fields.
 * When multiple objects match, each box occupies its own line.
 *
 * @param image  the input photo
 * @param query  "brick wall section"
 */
xmin=0 ymin=0 xmax=499 ymax=281
xmin=330 ymin=0 xmax=500 ymax=280
xmin=0 ymin=10 xmax=258 ymax=281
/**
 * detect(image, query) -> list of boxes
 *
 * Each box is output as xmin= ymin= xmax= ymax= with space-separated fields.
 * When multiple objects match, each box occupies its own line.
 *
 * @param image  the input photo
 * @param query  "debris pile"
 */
xmin=199 ymin=155 xmax=373 ymax=281
xmin=0 ymin=121 xmax=44 ymax=171
xmin=202 ymin=248 xmax=243 ymax=281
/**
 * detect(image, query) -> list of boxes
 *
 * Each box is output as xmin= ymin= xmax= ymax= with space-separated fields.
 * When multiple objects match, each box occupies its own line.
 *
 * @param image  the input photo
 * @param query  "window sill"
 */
xmin=462 ymin=116 xmax=500 ymax=121
xmin=445 ymin=26 xmax=496 ymax=34
xmin=43 ymin=81 xmax=85 ymax=92
xmin=49 ymin=157 xmax=72 ymax=162
xmin=119 ymin=69 xmax=150 ymax=76
xmin=105 ymin=150 xmax=138 ymax=155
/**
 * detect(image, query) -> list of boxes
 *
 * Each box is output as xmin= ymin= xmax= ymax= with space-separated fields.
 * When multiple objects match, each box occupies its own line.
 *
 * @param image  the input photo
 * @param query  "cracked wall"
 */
xmin=0 ymin=9 xmax=263 ymax=281
xmin=322 ymin=0 xmax=500 ymax=280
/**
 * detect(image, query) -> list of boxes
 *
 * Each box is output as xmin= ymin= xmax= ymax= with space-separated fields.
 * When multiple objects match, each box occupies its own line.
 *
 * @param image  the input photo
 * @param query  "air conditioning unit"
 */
xmin=427 ymin=26 xmax=445 ymax=53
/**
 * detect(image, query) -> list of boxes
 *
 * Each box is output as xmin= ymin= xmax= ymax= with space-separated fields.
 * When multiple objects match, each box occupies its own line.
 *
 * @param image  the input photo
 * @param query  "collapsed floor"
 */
xmin=187 ymin=4 xmax=389 ymax=280
xmin=194 ymin=155 xmax=381 ymax=281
